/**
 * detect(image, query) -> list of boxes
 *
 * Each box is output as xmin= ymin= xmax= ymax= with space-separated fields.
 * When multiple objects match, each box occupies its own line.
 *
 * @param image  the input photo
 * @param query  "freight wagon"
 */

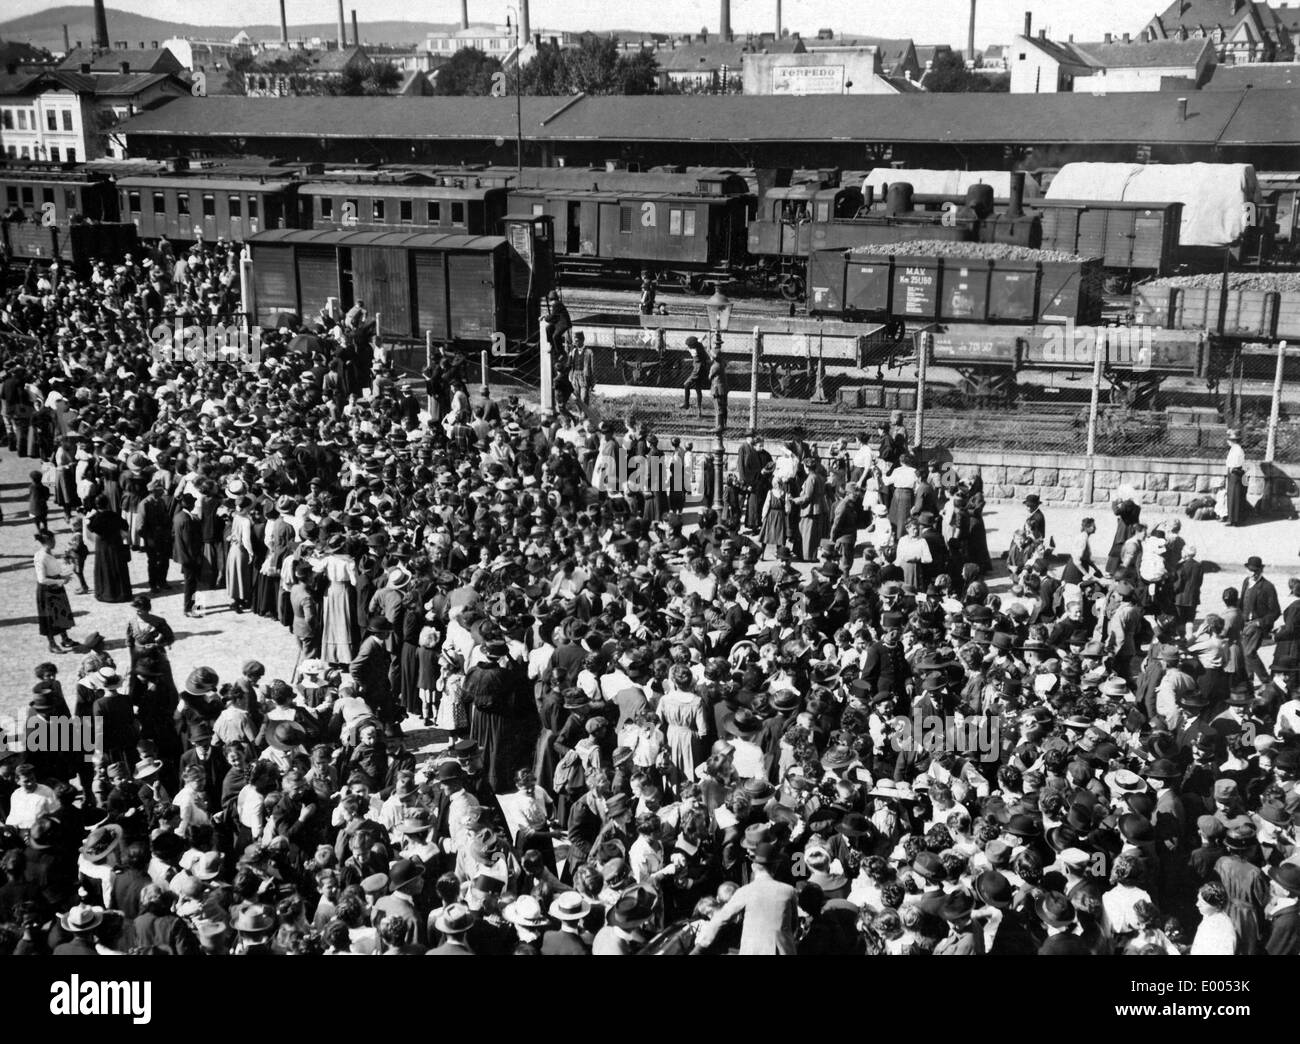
xmin=1 ymin=220 xmax=140 ymax=276
xmin=246 ymin=214 xmax=553 ymax=351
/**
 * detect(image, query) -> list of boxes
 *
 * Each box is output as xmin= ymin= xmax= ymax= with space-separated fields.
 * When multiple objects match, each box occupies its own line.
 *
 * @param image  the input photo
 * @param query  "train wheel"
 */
xmin=779 ymin=275 xmax=805 ymax=302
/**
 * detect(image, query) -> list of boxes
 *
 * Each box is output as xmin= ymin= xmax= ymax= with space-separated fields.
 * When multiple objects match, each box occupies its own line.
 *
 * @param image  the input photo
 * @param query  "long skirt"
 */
xmin=252 ymin=572 xmax=280 ymax=618
xmin=321 ymin=580 xmax=357 ymax=665
xmin=36 ymin=583 xmax=74 ymax=636
xmin=1226 ymin=468 xmax=1247 ymax=525
xmin=799 ymin=513 xmax=830 ymax=563
xmin=225 ymin=545 xmax=254 ymax=604
xmin=93 ymin=538 xmax=132 ymax=603
xmin=469 ymin=707 xmax=513 ymax=793
xmin=400 ymin=643 xmax=422 ymax=715
xmin=760 ymin=504 xmax=788 ymax=549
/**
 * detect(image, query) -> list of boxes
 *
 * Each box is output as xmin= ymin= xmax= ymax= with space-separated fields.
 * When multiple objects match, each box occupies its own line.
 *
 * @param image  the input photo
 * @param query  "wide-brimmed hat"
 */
xmin=232 ymin=904 xmax=276 ymax=934
xmin=1270 ymin=863 xmax=1300 ymax=897
xmin=80 ymin=823 xmax=123 ymax=865
xmin=504 ymin=895 xmax=551 ymax=930
xmin=1034 ymin=891 xmax=1076 ymax=929
xmin=728 ymin=708 xmax=761 ymax=738
xmin=972 ymin=869 xmax=1014 ymax=910
xmin=548 ymin=891 xmax=592 ymax=922
xmin=267 ymin=721 xmax=307 ymax=751
xmin=58 ymin=903 xmax=105 ymax=933
xmin=134 ymin=757 xmax=164 ymax=781
xmin=609 ymin=888 xmax=656 ymax=929
xmin=191 ymin=850 xmax=223 ymax=881
xmin=1105 ymin=768 xmax=1147 ymax=794
xmin=388 ymin=858 xmax=425 ymax=891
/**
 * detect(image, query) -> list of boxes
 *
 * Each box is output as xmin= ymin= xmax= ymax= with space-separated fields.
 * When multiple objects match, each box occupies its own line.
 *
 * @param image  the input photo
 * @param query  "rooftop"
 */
xmin=58 ymin=47 xmax=184 ymax=75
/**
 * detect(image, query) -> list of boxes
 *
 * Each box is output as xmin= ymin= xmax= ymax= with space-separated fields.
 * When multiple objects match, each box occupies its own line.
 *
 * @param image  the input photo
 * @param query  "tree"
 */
xmin=330 ymin=62 xmax=403 ymax=96
xmin=563 ymin=35 xmax=622 ymax=95
xmin=434 ymin=47 xmax=503 ymax=96
xmin=516 ymin=37 xmax=659 ymax=96
xmin=922 ymin=51 xmax=1009 ymax=92
xmin=615 ymin=49 xmax=659 ymax=95
xmin=518 ymin=41 xmax=570 ymax=95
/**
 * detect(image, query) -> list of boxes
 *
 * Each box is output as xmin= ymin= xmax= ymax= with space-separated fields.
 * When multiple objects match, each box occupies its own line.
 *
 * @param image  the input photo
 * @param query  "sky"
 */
xmin=1 ymin=0 xmax=1158 ymax=48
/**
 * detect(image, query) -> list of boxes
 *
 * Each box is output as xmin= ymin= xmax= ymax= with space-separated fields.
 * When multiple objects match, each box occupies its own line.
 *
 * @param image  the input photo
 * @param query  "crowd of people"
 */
xmin=0 ymin=238 xmax=1298 ymax=957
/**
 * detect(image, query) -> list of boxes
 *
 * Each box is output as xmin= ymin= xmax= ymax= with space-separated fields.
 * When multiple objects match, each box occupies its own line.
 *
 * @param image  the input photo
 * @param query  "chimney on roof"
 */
xmin=62 ymin=24 xmax=70 ymax=53
xmin=968 ymin=0 xmax=977 ymax=67
xmin=1123 ymin=32 xmax=1131 ymax=42
xmin=280 ymin=0 xmax=288 ymax=44
xmin=775 ymin=0 xmax=782 ymax=39
xmin=1024 ymin=11 xmax=1032 ymax=37
xmin=93 ymin=0 xmax=109 ymax=50
xmin=352 ymin=9 xmax=359 ymax=46
xmin=720 ymin=0 xmax=731 ymax=41
xmin=1178 ymin=96 xmax=1188 ymax=120
xmin=1038 ymin=29 xmax=1046 ymax=39
xmin=337 ymin=0 xmax=346 ymax=48
xmin=461 ymin=0 xmax=469 ymax=30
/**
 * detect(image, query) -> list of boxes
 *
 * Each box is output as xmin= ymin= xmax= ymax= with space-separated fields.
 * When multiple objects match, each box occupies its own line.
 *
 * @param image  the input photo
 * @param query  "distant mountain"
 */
xmin=0 ymin=6 xmax=470 ymax=51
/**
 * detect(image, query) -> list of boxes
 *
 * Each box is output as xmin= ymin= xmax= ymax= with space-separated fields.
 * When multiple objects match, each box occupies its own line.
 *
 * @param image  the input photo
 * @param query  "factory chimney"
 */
xmin=1023 ymin=11 xmax=1031 ymax=37
xmin=775 ymin=0 xmax=781 ymax=38
xmin=337 ymin=0 xmax=346 ymax=48
xmin=968 ymin=0 xmax=976 ymax=65
xmin=92 ymin=0 xmax=109 ymax=49
xmin=720 ymin=0 xmax=731 ymax=41
xmin=352 ymin=9 xmax=359 ymax=45
xmin=518 ymin=0 xmax=530 ymax=46
xmin=62 ymin=24 xmax=70 ymax=53
xmin=279 ymin=0 xmax=288 ymax=43
xmin=461 ymin=0 xmax=469 ymax=30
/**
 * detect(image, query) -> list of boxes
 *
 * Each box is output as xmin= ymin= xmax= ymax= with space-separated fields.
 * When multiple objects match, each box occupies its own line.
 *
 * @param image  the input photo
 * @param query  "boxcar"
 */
xmin=119 ymin=174 xmax=296 ymax=243
xmin=248 ymin=217 xmax=552 ymax=350
xmin=1032 ymin=200 xmax=1182 ymax=279
xmin=1 ymin=220 xmax=139 ymax=274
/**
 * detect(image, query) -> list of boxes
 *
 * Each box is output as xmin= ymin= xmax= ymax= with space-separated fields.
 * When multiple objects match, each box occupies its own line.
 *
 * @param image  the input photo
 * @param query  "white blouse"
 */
xmin=34 ymin=549 xmax=69 ymax=586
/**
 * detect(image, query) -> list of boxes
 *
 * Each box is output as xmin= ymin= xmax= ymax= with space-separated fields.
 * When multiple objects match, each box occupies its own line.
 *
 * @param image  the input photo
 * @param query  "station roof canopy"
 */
xmin=117 ymin=88 xmax=1300 ymax=149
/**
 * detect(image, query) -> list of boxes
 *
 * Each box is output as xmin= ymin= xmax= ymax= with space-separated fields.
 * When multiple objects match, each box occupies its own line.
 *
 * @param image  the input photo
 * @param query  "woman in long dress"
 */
xmin=1105 ymin=495 xmax=1142 ymax=576
xmin=317 ymin=535 xmax=359 ymax=665
xmin=1224 ymin=429 xmax=1247 ymax=526
xmin=87 ymin=495 xmax=132 ymax=603
xmin=398 ymin=592 xmax=424 ymax=718
xmin=895 ymin=520 xmax=933 ymax=591
xmin=254 ymin=504 xmax=294 ymax=618
xmin=885 ymin=456 xmax=918 ymax=539
xmin=758 ymin=472 xmax=789 ymax=559
xmin=657 ymin=665 xmax=708 ymax=788
xmin=225 ymin=497 xmax=255 ymax=612
xmin=1270 ymin=578 xmax=1300 ymax=676
xmin=52 ymin=436 xmax=79 ymax=525
xmin=34 ymin=530 xmax=77 ymax=654
xmin=964 ymin=473 xmax=992 ymax=574
xmin=793 ymin=460 xmax=831 ymax=563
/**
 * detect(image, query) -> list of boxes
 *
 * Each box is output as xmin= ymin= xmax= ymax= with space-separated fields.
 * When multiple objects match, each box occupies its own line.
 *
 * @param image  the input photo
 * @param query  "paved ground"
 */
xmin=1 ymin=446 xmax=1295 ymax=725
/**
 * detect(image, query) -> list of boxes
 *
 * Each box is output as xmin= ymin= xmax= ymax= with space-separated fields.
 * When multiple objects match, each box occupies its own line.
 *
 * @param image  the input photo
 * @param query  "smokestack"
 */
xmin=775 ymin=0 xmax=781 ymax=38
xmin=352 ymin=9 xmax=359 ymax=45
xmin=968 ymin=0 xmax=976 ymax=66
xmin=1178 ymin=96 xmax=1188 ymax=121
xmin=279 ymin=0 xmax=288 ymax=44
xmin=1008 ymin=171 xmax=1026 ymax=218
xmin=720 ymin=0 xmax=731 ymax=41
xmin=92 ymin=0 xmax=109 ymax=49
xmin=1023 ymin=11 xmax=1031 ymax=37
xmin=62 ymin=24 xmax=70 ymax=53
xmin=519 ymin=0 xmax=530 ymax=46
xmin=337 ymin=0 xmax=346 ymax=48
xmin=461 ymin=0 xmax=469 ymax=30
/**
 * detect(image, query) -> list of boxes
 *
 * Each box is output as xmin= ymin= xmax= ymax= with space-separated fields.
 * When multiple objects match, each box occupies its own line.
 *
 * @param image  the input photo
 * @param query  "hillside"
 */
xmin=0 ymin=6 xmax=468 ymax=50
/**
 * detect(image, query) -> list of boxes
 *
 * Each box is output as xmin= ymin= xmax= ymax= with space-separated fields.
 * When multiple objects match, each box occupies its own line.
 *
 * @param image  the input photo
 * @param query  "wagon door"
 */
xmin=295 ymin=246 xmax=341 ymax=318
xmin=352 ymin=247 xmax=413 ymax=340
xmin=1130 ymin=211 xmax=1165 ymax=272
xmin=447 ymin=250 xmax=500 ymax=340
xmin=413 ymin=250 xmax=451 ymax=341
xmin=576 ymin=200 xmax=599 ymax=256
xmin=250 ymin=244 xmax=298 ymax=327
xmin=1103 ymin=207 xmax=1139 ymax=269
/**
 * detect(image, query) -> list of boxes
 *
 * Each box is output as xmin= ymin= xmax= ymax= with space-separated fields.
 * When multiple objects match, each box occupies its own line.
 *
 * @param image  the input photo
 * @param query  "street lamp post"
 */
xmin=705 ymin=289 xmax=732 ymax=513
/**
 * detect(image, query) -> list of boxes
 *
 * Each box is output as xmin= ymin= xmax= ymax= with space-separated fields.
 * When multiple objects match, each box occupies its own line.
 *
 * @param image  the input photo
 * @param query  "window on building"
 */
xmin=1 ymin=110 xmax=12 ymax=130
xmin=247 ymin=196 xmax=258 ymax=220
xmin=5 ymin=187 xmax=16 ymax=206
xmin=229 ymin=195 xmax=242 ymax=218
xmin=5 ymin=146 xmax=16 ymax=158
xmin=202 ymin=194 xmax=215 ymax=217
xmin=153 ymin=192 xmax=166 ymax=214
xmin=177 ymin=193 xmax=189 ymax=215
xmin=400 ymin=199 xmax=412 ymax=222
xmin=619 ymin=205 xmax=634 ymax=233
xmin=17 ymin=110 xmax=27 ymax=130
xmin=320 ymin=196 xmax=333 ymax=219
xmin=426 ymin=200 xmax=441 ymax=222
xmin=128 ymin=190 xmax=141 ymax=212
xmin=64 ymin=189 xmax=75 ymax=209
xmin=20 ymin=147 xmax=29 ymax=159
xmin=669 ymin=208 xmax=683 ymax=235
xmin=46 ymin=110 xmax=58 ymax=131
xmin=62 ymin=110 xmax=73 ymax=131
xmin=451 ymin=201 xmax=465 ymax=225
xmin=66 ymin=148 xmax=75 ymax=163
xmin=372 ymin=199 xmax=385 ymax=221
xmin=42 ymin=188 xmax=54 ymax=206
xmin=50 ymin=147 xmax=61 ymax=163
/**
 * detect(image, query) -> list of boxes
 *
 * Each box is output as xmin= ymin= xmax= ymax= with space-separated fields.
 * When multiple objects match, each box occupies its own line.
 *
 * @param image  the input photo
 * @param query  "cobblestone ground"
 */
xmin=1 ymin=446 xmax=1294 ymax=725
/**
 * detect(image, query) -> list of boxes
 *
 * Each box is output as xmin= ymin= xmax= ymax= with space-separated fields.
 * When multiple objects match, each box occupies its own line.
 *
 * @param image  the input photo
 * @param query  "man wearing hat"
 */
xmin=1240 ymin=556 xmax=1280 ymax=685
xmin=693 ymin=843 xmax=798 ymax=954
xmin=1217 ymin=821 xmax=1269 ymax=953
xmin=140 ymin=479 xmax=173 ymax=592
xmin=542 ymin=892 xmax=592 ymax=955
xmin=171 ymin=491 xmax=203 ymax=617
xmin=374 ymin=859 xmax=427 ymax=946
xmin=683 ymin=335 xmax=709 ymax=417
xmin=1265 ymin=863 xmax=1300 ymax=955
